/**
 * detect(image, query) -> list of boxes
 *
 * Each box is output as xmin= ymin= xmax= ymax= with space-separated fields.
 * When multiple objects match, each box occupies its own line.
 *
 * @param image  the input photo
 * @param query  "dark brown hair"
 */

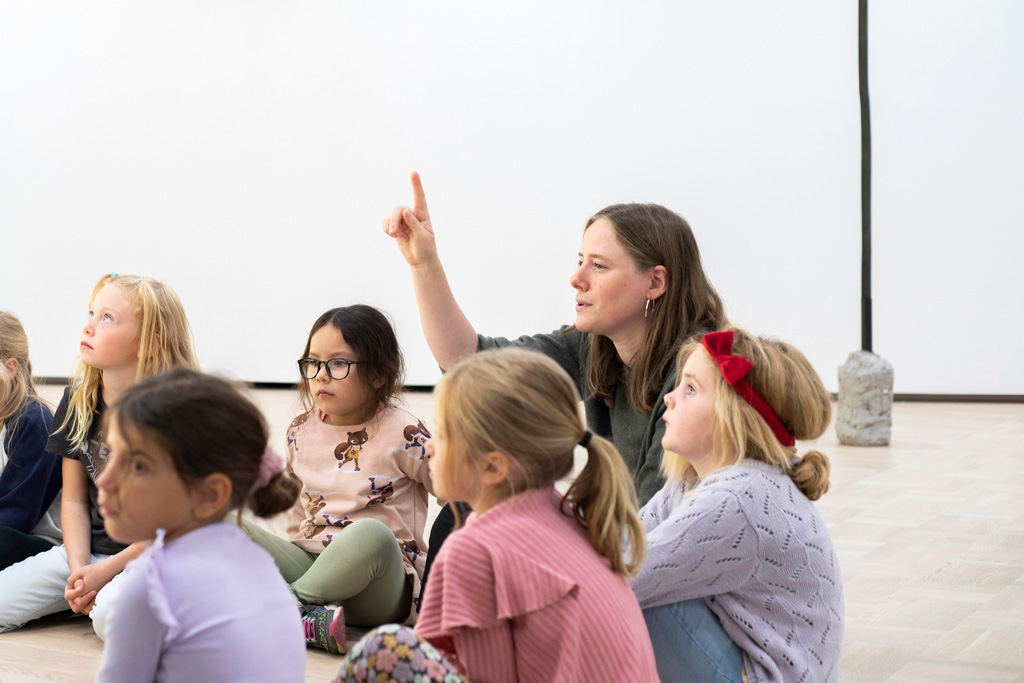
xmin=583 ymin=203 xmax=727 ymax=413
xmin=297 ymin=305 xmax=405 ymax=418
xmin=110 ymin=369 xmax=300 ymax=517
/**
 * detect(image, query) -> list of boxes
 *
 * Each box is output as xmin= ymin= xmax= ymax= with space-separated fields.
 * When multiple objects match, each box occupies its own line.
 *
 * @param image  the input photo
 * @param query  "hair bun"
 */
xmin=249 ymin=469 xmax=302 ymax=518
xmin=791 ymin=450 xmax=831 ymax=501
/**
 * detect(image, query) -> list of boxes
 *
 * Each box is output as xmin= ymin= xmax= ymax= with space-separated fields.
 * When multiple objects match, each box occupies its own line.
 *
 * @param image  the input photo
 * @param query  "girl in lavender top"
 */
xmin=94 ymin=370 xmax=305 ymax=682
xmin=633 ymin=327 xmax=843 ymax=683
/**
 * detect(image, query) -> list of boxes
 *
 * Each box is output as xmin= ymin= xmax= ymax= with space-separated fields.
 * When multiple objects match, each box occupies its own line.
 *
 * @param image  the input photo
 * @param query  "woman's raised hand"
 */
xmin=382 ymin=172 xmax=438 ymax=268
xmin=379 ymin=171 xmax=478 ymax=367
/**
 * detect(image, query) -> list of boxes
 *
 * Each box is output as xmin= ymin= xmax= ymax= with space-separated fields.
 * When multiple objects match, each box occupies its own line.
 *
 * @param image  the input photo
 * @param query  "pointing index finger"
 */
xmin=411 ymin=171 xmax=429 ymax=219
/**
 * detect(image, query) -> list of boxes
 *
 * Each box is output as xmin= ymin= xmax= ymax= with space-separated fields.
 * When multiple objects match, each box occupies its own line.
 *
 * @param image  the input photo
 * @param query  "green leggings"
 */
xmin=243 ymin=518 xmax=412 ymax=628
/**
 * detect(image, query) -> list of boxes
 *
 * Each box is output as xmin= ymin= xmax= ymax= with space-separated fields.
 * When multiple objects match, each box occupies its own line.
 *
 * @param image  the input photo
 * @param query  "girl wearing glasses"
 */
xmin=244 ymin=305 xmax=434 ymax=656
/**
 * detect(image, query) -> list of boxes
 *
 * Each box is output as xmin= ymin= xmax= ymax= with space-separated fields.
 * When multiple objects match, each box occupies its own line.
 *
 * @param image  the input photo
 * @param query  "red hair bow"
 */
xmin=702 ymin=330 xmax=795 ymax=448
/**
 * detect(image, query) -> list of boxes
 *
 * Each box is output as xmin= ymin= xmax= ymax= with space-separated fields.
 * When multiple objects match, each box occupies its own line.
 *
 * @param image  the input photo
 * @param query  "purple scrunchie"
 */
xmin=250 ymin=447 xmax=285 ymax=494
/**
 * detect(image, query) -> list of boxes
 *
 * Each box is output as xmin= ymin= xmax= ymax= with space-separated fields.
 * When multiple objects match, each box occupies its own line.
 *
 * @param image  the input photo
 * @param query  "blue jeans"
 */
xmin=643 ymin=598 xmax=744 ymax=683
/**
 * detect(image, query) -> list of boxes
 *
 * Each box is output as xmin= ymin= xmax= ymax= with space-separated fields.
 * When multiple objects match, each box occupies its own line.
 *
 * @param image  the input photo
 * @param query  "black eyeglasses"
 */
xmin=297 ymin=358 xmax=364 ymax=381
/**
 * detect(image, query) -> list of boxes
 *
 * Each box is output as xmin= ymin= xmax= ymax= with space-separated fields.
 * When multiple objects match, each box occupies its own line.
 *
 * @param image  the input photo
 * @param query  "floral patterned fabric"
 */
xmin=335 ymin=624 xmax=468 ymax=683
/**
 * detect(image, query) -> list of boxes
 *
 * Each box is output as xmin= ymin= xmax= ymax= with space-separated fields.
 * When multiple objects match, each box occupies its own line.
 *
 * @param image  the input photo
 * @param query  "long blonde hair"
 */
xmin=437 ymin=348 xmax=646 ymax=576
xmin=0 ymin=312 xmax=43 ymax=434
xmin=663 ymin=326 xmax=833 ymax=501
xmin=62 ymin=273 xmax=199 ymax=450
xmin=581 ymin=203 xmax=727 ymax=413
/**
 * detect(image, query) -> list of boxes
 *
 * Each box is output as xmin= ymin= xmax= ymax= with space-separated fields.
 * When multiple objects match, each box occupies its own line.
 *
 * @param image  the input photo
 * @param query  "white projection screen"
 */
xmin=2 ymin=1 xmax=1022 ymax=395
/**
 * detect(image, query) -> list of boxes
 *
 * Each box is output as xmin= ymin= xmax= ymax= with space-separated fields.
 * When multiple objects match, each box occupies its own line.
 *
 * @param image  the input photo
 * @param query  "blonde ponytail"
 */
xmin=439 ymin=349 xmax=646 ymax=576
xmin=564 ymin=434 xmax=646 ymax=576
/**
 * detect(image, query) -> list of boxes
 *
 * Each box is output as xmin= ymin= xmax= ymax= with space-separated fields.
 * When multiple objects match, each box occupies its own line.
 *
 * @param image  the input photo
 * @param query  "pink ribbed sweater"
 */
xmin=416 ymin=487 xmax=658 ymax=683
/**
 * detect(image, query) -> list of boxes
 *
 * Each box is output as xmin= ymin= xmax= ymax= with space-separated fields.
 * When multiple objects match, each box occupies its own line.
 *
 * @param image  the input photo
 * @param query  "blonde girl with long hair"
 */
xmin=0 ymin=273 xmax=198 ymax=636
xmin=335 ymin=348 xmax=659 ymax=683
xmin=633 ymin=327 xmax=843 ymax=683
xmin=0 ymin=312 xmax=59 ymax=570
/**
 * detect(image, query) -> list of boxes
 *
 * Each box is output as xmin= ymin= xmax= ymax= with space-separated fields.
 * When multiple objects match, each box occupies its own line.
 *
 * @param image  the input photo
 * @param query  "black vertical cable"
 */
xmin=859 ymin=0 xmax=872 ymax=352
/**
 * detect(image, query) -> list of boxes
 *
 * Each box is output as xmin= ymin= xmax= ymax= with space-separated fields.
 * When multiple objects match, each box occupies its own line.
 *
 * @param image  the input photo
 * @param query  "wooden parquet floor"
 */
xmin=1 ymin=390 xmax=1022 ymax=682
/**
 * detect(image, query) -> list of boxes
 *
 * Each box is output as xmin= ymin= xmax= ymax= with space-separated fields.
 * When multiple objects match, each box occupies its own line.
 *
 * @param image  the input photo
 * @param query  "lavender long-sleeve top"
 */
xmin=96 ymin=523 xmax=305 ymax=683
xmin=633 ymin=459 xmax=844 ymax=683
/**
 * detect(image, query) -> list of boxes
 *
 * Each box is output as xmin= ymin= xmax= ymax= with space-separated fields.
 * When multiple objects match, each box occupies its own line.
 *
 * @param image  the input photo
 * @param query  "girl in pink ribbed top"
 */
xmin=334 ymin=348 xmax=659 ymax=683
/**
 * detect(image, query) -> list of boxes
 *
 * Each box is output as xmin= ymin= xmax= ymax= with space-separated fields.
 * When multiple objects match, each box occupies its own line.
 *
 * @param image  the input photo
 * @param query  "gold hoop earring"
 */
xmin=645 ymin=299 xmax=652 ymax=319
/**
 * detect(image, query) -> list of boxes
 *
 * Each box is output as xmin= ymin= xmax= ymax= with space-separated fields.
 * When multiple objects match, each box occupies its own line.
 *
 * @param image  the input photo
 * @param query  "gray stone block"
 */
xmin=836 ymin=350 xmax=893 ymax=446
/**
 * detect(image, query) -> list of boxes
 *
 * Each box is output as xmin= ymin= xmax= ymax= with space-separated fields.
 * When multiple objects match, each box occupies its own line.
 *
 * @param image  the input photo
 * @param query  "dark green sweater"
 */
xmin=477 ymin=327 xmax=676 ymax=507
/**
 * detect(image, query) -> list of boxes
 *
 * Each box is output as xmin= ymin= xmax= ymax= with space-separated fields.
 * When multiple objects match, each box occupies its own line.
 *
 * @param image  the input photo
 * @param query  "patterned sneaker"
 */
xmin=299 ymin=604 xmax=346 ymax=655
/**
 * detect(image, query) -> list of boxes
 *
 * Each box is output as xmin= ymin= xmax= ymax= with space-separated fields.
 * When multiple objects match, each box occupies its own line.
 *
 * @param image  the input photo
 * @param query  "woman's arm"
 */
xmin=382 ymin=172 xmax=478 ymax=370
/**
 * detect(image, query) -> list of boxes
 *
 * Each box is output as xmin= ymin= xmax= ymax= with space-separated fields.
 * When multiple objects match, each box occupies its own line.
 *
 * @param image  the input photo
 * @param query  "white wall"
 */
xmin=871 ymin=2 xmax=1024 ymax=395
xmin=1 ymin=2 xmax=1021 ymax=395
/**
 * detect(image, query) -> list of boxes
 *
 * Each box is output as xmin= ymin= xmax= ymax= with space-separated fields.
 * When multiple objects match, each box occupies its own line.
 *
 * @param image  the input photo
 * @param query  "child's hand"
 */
xmin=64 ymin=577 xmax=98 ymax=614
xmin=65 ymin=560 xmax=117 ymax=613
xmin=382 ymin=171 xmax=438 ymax=268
